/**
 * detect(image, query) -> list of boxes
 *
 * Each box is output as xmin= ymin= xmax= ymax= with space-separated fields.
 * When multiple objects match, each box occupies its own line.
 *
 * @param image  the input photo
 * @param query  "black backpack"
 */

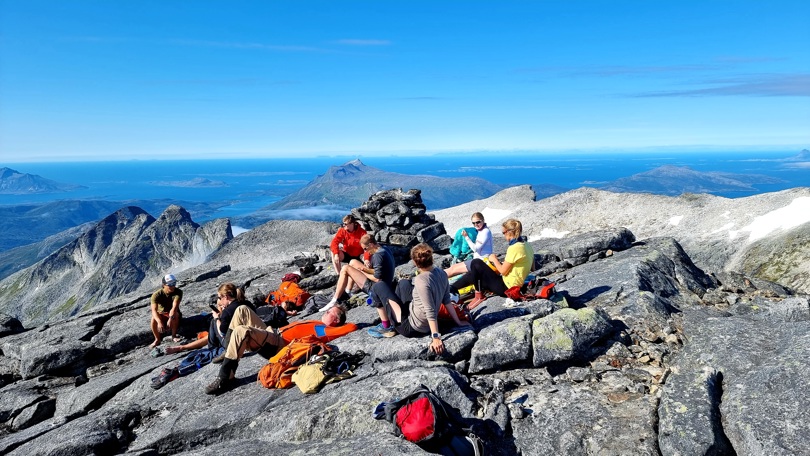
xmin=255 ymin=305 xmax=289 ymax=329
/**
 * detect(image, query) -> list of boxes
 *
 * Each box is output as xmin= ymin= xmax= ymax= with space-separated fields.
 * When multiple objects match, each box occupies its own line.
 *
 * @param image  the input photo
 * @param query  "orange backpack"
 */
xmin=257 ymin=335 xmax=333 ymax=389
xmin=266 ymin=281 xmax=312 ymax=309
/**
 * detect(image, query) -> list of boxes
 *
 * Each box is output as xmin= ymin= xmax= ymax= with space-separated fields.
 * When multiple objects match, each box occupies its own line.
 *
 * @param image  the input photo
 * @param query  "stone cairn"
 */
xmin=351 ymin=188 xmax=452 ymax=263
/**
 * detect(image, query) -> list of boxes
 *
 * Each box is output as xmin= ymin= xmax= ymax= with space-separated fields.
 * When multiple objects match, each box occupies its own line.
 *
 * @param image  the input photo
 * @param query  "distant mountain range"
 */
xmin=599 ymin=164 xmax=784 ymax=195
xmin=265 ymin=159 xmax=505 ymax=211
xmin=0 ymin=167 xmax=86 ymax=194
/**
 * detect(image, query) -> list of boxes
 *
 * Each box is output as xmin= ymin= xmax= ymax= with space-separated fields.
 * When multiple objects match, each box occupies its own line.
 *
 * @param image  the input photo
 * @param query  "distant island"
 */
xmin=265 ymin=159 xmax=504 ymax=211
xmin=148 ymin=177 xmax=228 ymax=188
xmin=599 ymin=165 xmax=784 ymax=195
xmin=0 ymin=167 xmax=86 ymax=194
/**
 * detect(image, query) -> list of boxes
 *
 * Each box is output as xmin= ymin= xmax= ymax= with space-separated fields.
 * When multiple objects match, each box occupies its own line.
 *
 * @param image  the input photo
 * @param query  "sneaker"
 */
xmin=367 ymin=324 xmax=396 ymax=339
xmin=449 ymin=293 xmax=459 ymax=304
xmin=151 ymin=367 xmax=179 ymax=390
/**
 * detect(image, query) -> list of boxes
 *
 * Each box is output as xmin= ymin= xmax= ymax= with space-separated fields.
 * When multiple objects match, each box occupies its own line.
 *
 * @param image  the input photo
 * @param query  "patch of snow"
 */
xmin=669 ymin=215 xmax=684 ymax=226
xmin=710 ymin=223 xmax=736 ymax=235
xmin=232 ymin=226 xmax=250 ymax=236
xmin=742 ymin=196 xmax=810 ymax=242
xmin=529 ymin=228 xmax=570 ymax=241
xmin=481 ymin=207 xmax=513 ymax=225
xmin=720 ymin=211 xmax=731 ymax=219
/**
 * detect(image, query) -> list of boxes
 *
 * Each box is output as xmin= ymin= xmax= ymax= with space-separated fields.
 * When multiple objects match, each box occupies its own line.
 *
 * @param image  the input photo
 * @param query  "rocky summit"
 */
xmin=0 ymin=186 xmax=809 ymax=455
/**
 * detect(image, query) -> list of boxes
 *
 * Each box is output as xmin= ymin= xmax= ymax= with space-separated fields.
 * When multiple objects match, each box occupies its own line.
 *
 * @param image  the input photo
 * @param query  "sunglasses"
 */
xmin=343 ymin=222 xmax=353 ymax=227
xmin=472 ymin=220 xmax=483 ymax=225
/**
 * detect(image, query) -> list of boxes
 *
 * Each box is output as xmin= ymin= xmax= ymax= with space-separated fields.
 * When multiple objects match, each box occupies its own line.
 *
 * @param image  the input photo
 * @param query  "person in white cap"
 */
xmin=149 ymin=273 xmax=183 ymax=348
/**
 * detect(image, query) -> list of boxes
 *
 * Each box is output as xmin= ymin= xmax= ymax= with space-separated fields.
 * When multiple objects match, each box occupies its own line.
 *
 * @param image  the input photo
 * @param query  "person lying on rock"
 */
xmin=164 ymin=283 xmax=253 ymax=355
xmin=149 ymin=273 xmax=183 ymax=348
xmin=322 ymin=233 xmax=395 ymax=312
xmin=367 ymin=243 xmax=471 ymax=355
xmin=444 ymin=211 xmax=493 ymax=279
xmin=449 ymin=218 xmax=534 ymax=310
xmin=205 ymin=303 xmax=356 ymax=395
xmin=330 ymin=214 xmax=367 ymax=282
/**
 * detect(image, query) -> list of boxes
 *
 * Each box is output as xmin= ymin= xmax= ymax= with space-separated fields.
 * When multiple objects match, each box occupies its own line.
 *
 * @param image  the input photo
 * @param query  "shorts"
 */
xmin=156 ymin=310 xmax=182 ymax=321
xmin=338 ymin=252 xmax=363 ymax=264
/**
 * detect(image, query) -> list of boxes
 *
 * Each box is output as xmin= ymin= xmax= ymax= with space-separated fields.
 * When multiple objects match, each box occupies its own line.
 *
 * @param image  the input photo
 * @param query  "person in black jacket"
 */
xmin=165 ymin=283 xmax=252 ymax=355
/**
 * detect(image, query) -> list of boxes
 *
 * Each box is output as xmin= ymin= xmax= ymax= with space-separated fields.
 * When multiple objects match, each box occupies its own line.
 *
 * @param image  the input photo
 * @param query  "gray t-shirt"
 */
xmin=408 ymin=267 xmax=452 ymax=333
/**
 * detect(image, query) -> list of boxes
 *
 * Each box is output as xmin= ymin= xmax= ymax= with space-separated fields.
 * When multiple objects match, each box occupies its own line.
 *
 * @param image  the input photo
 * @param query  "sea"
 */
xmin=2 ymin=149 xmax=808 ymax=224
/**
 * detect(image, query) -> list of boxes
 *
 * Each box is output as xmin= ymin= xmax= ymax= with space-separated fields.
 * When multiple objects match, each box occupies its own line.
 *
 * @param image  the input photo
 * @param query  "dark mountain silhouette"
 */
xmin=0 ymin=167 xmax=86 ymax=194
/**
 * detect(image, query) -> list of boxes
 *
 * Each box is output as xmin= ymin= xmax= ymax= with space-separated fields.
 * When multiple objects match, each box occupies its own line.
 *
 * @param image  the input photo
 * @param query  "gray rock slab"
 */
xmin=19 ymin=340 xmax=88 ymax=379
xmin=659 ymin=366 xmax=732 ymax=456
xmin=554 ymin=239 xmax=706 ymax=334
xmin=124 ymin=358 xmax=472 ymax=454
xmin=7 ymin=406 xmax=142 ymax=456
xmin=659 ymin=308 xmax=810 ymax=456
xmin=90 ymin=307 xmax=156 ymax=353
xmin=510 ymin=381 xmax=659 ymax=455
xmin=532 ymin=307 xmax=613 ymax=367
xmin=469 ymin=315 xmax=535 ymax=374
xmin=468 ymin=294 xmax=556 ymax=328
xmin=55 ymin=351 xmax=184 ymax=418
xmin=0 ymin=416 xmax=68 ymax=454
xmin=0 ymin=379 xmax=48 ymax=423
xmin=10 ymin=397 xmax=55 ymax=431
xmin=336 ymin=326 xmax=477 ymax=364
xmin=172 ymin=435 xmax=428 ymax=455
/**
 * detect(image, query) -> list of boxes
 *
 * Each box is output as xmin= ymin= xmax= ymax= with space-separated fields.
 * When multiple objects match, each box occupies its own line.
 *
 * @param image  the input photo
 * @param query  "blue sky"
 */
xmin=1 ymin=1 xmax=808 ymax=162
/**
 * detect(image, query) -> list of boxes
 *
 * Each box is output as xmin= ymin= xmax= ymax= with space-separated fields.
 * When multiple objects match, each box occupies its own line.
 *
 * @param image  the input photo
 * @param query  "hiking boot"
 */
xmin=205 ymin=358 xmax=238 ymax=395
xmin=466 ymin=292 xmax=487 ymax=310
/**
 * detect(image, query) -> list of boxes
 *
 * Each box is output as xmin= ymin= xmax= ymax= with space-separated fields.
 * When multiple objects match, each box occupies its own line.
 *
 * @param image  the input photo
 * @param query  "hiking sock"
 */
xmin=381 ymin=320 xmax=391 ymax=329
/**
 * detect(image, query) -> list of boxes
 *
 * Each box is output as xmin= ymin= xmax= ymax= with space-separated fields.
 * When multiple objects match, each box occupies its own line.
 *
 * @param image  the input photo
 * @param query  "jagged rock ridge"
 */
xmin=0 ymin=205 xmax=232 ymax=326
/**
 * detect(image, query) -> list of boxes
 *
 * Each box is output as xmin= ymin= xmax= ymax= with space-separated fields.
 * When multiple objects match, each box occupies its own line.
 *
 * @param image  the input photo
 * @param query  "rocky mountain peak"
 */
xmin=0 ymin=205 xmax=232 ymax=326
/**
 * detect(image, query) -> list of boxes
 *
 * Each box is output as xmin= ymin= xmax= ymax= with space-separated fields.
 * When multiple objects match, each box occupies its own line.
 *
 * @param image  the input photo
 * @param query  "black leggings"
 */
xmin=449 ymin=258 xmax=507 ymax=296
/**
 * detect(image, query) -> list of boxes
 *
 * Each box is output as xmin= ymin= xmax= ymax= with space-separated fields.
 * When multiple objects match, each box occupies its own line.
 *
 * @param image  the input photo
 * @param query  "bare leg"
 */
xmin=444 ymin=262 xmax=469 ymax=278
xmin=169 ymin=315 xmax=181 ymax=340
xmin=165 ymin=337 xmax=207 ymax=354
xmin=332 ymin=252 xmax=343 ymax=275
xmin=150 ymin=317 xmax=163 ymax=348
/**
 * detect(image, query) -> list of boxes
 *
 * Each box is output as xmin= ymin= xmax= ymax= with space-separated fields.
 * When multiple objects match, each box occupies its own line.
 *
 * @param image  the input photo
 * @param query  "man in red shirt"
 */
xmin=330 ymin=214 xmax=367 ymax=278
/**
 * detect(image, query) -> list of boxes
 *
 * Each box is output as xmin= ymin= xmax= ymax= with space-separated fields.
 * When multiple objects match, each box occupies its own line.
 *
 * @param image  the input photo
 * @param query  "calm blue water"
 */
xmin=2 ymin=150 xmax=808 ymax=222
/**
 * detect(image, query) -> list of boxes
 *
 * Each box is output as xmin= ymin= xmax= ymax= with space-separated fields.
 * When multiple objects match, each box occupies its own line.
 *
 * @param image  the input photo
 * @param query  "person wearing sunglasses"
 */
xmin=449 ymin=218 xmax=534 ymax=310
xmin=149 ymin=273 xmax=183 ymax=348
xmin=329 ymin=214 xmax=368 ymax=283
xmin=445 ymin=212 xmax=493 ymax=278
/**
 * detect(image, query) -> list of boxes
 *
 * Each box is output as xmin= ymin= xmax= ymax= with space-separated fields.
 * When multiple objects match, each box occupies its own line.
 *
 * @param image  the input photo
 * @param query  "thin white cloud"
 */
xmin=334 ymin=39 xmax=391 ymax=46
xmin=631 ymin=74 xmax=810 ymax=98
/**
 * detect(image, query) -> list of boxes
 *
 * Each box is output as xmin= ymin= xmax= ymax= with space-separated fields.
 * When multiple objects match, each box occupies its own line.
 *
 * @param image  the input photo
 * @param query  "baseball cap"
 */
xmin=163 ymin=274 xmax=177 ymax=287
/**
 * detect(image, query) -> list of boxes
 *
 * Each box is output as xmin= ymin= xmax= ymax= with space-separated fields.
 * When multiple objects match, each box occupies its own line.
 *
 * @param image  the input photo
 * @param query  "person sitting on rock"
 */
xmin=330 ymin=214 xmax=367 ymax=282
xmin=444 ymin=212 xmax=493 ymax=279
xmin=165 ymin=283 xmax=254 ymax=355
xmin=449 ymin=218 xmax=534 ymax=310
xmin=149 ymin=273 xmax=183 ymax=348
xmin=205 ymin=303 xmax=355 ymax=395
xmin=322 ymin=233 xmax=395 ymax=311
xmin=368 ymin=243 xmax=471 ymax=355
